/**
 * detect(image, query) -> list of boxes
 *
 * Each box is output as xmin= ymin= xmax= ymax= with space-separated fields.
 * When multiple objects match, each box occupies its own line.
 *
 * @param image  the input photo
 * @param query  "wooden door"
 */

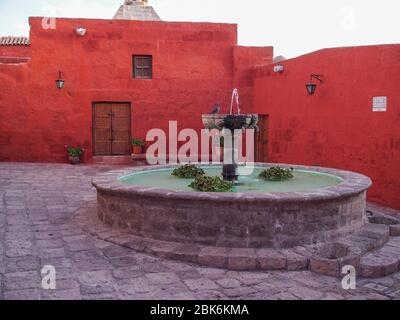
xmin=255 ymin=115 xmax=269 ymax=162
xmin=93 ymin=103 xmax=112 ymax=156
xmin=111 ymin=103 xmax=131 ymax=155
xmin=93 ymin=103 xmax=131 ymax=156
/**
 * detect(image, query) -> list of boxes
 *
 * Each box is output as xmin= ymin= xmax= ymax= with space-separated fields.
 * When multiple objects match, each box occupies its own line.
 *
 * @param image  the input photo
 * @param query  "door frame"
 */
xmin=92 ymin=101 xmax=132 ymax=156
xmin=255 ymin=114 xmax=269 ymax=163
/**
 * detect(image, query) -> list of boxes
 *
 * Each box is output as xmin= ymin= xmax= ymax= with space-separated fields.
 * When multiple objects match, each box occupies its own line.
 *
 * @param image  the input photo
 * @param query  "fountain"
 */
xmin=91 ymin=89 xmax=374 ymax=272
xmin=201 ymin=89 xmax=258 ymax=182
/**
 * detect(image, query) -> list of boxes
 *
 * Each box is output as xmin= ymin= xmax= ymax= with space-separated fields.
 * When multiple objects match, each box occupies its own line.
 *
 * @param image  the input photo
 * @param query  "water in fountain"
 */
xmin=120 ymin=166 xmax=343 ymax=192
xmin=230 ymin=88 xmax=240 ymax=115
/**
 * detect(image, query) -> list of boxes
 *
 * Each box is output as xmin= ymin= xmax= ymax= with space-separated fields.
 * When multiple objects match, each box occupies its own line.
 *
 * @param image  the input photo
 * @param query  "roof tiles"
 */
xmin=0 ymin=36 xmax=30 ymax=46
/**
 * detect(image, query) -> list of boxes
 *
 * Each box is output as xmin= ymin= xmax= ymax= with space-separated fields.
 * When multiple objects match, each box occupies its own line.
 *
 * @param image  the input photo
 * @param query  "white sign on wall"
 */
xmin=373 ymin=96 xmax=387 ymax=112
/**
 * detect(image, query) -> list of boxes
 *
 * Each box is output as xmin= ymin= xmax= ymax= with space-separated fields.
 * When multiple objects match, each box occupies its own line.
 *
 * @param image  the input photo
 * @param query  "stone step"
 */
xmin=75 ymin=204 xmax=400 ymax=276
xmin=309 ymin=242 xmax=360 ymax=277
xmin=386 ymin=237 xmax=400 ymax=249
xmin=360 ymin=239 xmax=400 ymax=278
xmin=334 ymin=223 xmax=390 ymax=255
xmin=92 ymin=156 xmax=133 ymax=165
xmin=354 ymin=223 xmax=390 ymax=248
xmin=390 ymin=225 xmax=400 ymax=237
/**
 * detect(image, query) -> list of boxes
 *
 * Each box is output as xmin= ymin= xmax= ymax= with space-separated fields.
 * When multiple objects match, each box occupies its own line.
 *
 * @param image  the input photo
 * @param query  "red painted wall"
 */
xmin=0 ymin=45 xmax=31 ymax=57
xmin=2 ymin=17 xmax=397 ymax=210
xmin=252 ymin=45 xmax=400 ymax=209
xmin=0 ymin=17 xmax=272 ymax=163
xmin=233 ymin=46 xmax=273 ymax=113
xmin=0 ymin=17 xmax=245 ymax=162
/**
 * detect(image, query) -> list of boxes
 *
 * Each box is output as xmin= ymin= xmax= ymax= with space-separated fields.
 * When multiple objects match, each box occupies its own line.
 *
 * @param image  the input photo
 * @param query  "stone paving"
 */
xmin=0 ymin=162 xmax=400 ymax=300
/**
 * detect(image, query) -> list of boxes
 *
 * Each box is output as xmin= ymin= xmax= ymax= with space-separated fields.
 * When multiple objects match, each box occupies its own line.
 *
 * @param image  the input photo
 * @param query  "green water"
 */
xmin=119 ymin=166 xmax=343 ymax=193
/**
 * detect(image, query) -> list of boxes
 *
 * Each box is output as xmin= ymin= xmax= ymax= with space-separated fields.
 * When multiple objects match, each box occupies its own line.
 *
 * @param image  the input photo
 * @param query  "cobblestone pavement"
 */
xmin=0 ymin=162 xmax=400 ymax=300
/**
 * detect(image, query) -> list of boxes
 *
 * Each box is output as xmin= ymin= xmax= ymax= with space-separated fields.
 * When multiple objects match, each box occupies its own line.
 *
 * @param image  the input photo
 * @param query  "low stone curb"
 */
xmin=73 ymin=204 xmax=400 ymax=277
xmin=360 ymin=253 xmax=399 ymax=278
xmin=390 ymin=225 xmax=400 ymax=237
xmin=74 ymin=204 xmax=315 ymax=271
xmin=310 ymin=242 xmax=361 ymax=277
xmin=367 ymin=210 xmax=400 ymax=237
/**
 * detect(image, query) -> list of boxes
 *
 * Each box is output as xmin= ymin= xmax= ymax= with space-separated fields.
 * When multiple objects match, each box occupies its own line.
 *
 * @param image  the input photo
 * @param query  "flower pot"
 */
xmin=69 ymin=156 xmax=80 ymax=165
xmin=132 ymin=145 xmax=143 ymax=155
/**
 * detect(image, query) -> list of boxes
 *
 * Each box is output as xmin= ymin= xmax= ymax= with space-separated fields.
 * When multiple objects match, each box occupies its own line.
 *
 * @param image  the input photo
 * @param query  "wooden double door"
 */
xmin=93 ymin=102 xmax=131 ymax=156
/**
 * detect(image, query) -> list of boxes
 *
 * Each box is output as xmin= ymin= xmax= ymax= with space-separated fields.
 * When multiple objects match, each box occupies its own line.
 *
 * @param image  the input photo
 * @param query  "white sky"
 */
xmin=0 ymin=0 xmax=399 ymax=58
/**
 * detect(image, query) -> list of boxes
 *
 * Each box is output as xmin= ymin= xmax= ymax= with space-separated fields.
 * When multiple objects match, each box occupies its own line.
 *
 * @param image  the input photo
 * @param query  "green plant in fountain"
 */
xmin=131 ymin=139 xmax=145 ymax=147
xmin=172 ymin=164 xmax=205 ymax=179
xmin=67 ymin=147 xmax=83 ymax=157
xmin=189 ymin=175 xmax=233 ymax=192
xmin=259 ymin=167 xmax=294 ymax=181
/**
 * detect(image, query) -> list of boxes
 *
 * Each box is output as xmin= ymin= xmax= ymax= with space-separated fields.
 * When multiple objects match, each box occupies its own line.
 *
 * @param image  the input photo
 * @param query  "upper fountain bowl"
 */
xmin=202 ymin=114 xmax=258 ymax=130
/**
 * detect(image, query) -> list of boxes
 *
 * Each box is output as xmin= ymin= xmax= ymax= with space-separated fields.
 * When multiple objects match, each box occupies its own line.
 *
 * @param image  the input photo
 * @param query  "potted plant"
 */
xmin=132 ymin=139 xmax=145 ymax=155
xmin=66 ymin=146 xmax=83 ymax=165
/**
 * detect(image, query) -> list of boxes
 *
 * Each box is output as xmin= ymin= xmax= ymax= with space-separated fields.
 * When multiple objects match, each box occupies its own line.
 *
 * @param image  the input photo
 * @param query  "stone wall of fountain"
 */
xmin=92 ymin=163 xmax=371 ymax=249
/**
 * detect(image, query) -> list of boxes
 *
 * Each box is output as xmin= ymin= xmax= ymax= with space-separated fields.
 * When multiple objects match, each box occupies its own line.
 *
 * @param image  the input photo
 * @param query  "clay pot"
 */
xmin=69 ymin=156 xmax=80 ymax=165
xmin=132 ymin=145 xmax=143 ymax=155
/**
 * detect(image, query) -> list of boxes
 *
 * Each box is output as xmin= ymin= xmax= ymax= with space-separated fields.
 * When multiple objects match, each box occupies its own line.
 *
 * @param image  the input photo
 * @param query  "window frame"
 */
xmin=133 ymin=55 xmax=153 ymax=79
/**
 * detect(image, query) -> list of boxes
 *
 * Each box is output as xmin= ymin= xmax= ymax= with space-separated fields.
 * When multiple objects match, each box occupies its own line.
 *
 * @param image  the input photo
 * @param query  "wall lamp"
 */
xmin=306 ymin=74 xmax=323 ymax=95
xmin=76 ymin=27 xmax=87 ymax=36
xmin=55 ymin=70 xmax=65 ymax=90
xmin=273 ymin=65 xmax=284 ymax=73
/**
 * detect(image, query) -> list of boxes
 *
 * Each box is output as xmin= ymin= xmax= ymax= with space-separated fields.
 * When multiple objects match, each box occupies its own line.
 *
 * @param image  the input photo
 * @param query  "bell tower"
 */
xmin=114 ymin=0 xmax=161 ymax=21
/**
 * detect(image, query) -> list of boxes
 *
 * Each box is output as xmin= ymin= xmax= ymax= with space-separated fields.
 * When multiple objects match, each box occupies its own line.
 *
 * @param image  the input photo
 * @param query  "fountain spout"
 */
xmin=230 ymin=88 xmax=241 ymax=115
xmin=202 ymin=89 xmax=258 ymax=182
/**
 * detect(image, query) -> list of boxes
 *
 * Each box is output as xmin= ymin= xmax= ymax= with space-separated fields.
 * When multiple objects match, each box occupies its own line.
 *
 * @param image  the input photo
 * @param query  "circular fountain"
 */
xmin=91 ymin=89 xmax=372 ymax=271
xmin=92 ymin=163 xmax=371 ymax=249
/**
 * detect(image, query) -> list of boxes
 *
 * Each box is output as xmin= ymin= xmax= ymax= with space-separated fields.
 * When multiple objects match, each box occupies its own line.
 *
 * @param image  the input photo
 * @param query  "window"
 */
xmin=133 ymin=55 xmax=152 ymax=79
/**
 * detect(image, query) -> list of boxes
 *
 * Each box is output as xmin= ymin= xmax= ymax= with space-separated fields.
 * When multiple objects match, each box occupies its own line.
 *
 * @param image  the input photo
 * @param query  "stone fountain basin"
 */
xmin=202 ymin=114 xmax=258 ymax=130
xmin=92 ymin=163 xmax=372 ymax=249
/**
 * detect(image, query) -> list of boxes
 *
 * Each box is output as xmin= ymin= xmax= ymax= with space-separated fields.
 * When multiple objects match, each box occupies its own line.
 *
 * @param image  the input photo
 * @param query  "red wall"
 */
xmin=233 ymin=46 xmax=273 ymax=112
xmin=252 ymin=45 xmax=400 ymax=209
xmin=2 ymin=17 xmax=398 ymax=210
xmin=0 ymin=45 xmax=31 ymax=57
xmin=0 ymin=17 xmax=259 ymax=162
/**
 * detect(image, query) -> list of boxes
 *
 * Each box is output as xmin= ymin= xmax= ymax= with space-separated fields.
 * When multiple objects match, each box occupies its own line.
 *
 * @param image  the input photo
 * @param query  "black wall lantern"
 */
xmin=306 ymin=74 xmax=323 ymax=95
xmin=55 ymin=70 xmax=65 ymax=90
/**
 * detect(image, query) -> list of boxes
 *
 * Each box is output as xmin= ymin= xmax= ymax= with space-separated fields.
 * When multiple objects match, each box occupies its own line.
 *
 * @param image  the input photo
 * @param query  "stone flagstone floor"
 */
xmin=0 ymin=162 xmax=400 ymax=300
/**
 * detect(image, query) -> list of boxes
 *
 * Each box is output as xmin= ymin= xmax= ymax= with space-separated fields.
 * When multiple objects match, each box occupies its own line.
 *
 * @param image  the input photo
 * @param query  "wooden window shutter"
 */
xmin=133 ymin=55 xmax=152 ymax=79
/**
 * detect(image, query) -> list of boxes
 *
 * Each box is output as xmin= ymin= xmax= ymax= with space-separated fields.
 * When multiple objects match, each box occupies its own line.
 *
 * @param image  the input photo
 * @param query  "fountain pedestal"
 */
xmin=222 ymin=164 xmax=239 ymax=182
xmin=202 ymin=113 xmax=258 ymax=182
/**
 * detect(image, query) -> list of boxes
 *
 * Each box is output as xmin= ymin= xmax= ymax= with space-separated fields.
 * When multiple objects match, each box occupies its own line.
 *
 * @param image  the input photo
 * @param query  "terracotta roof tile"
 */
xmin=0 ymin=36 xmax=30 ymax=46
